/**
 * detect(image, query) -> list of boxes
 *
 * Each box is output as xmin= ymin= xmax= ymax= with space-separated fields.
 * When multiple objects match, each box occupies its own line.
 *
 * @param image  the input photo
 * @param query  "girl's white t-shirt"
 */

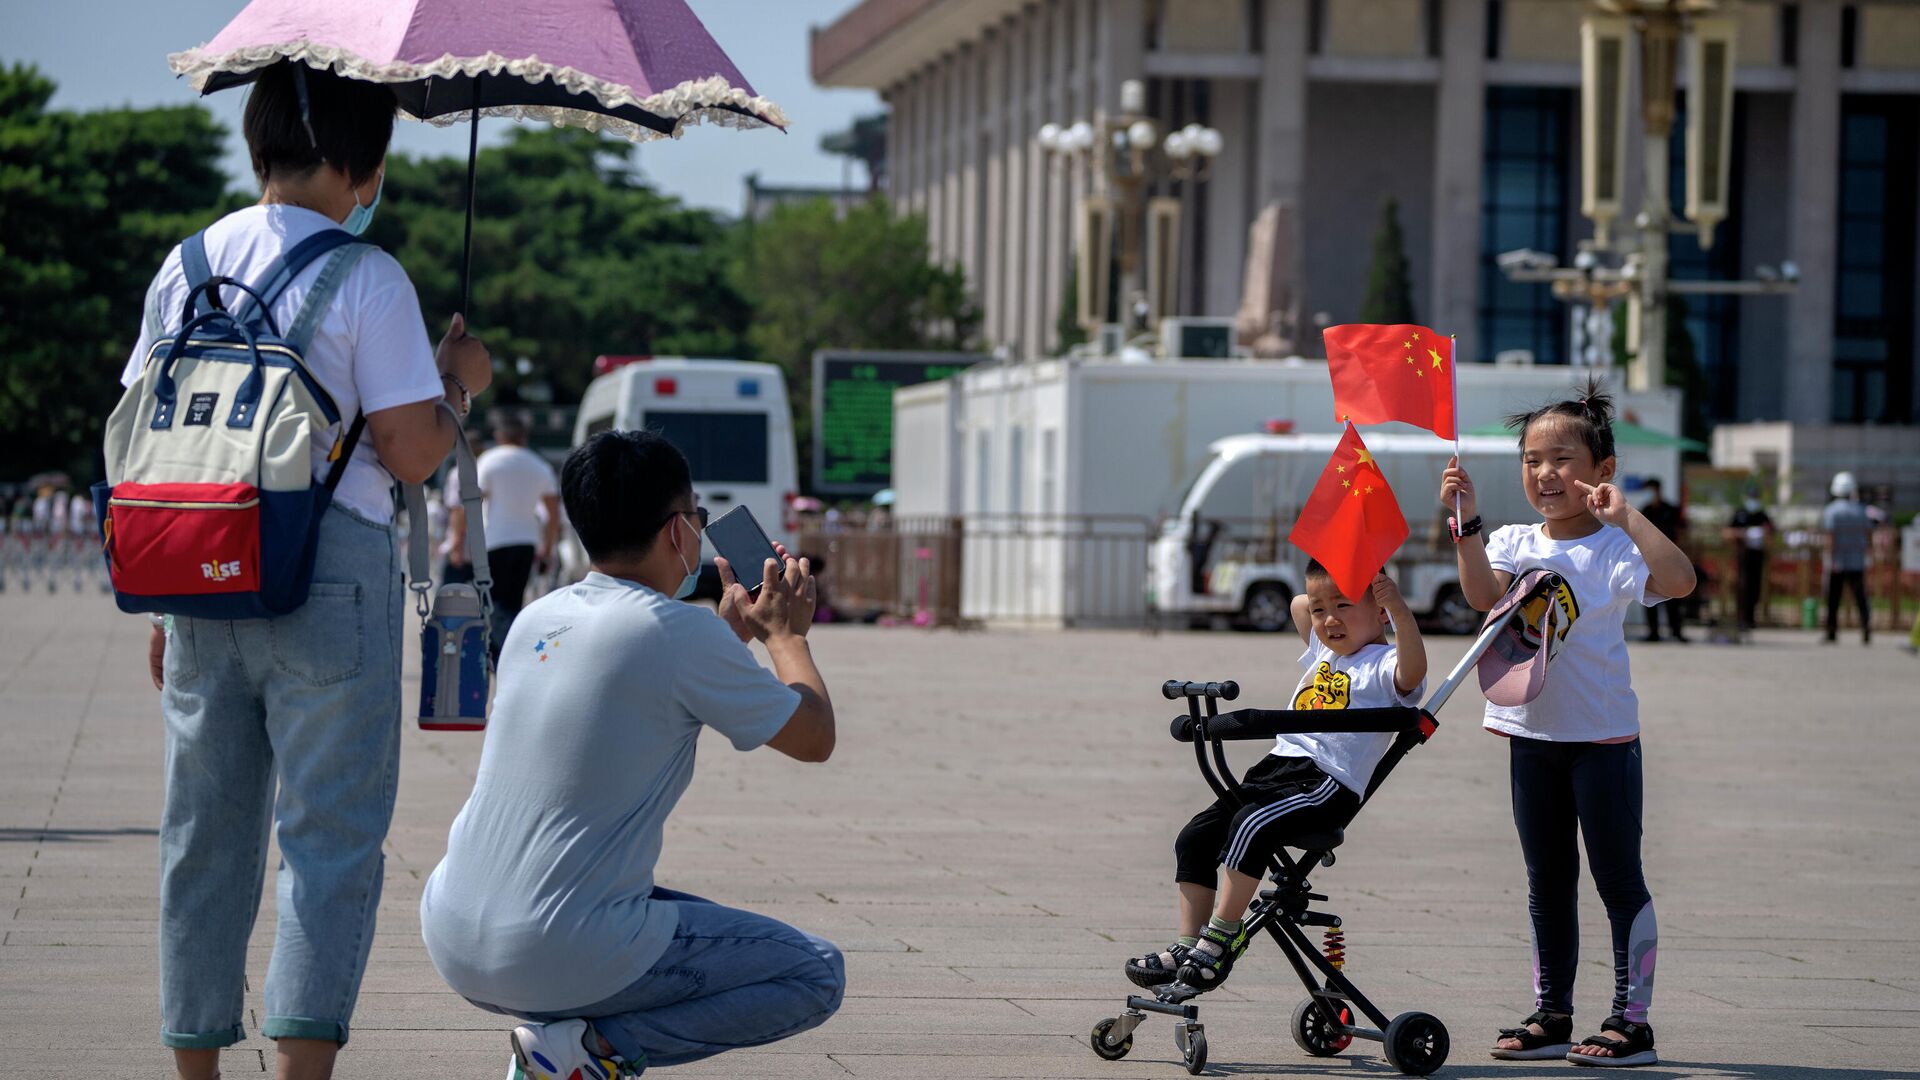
xmin=1482 ymin=521 xmax=1661 ymax=742
xmin=122 ymin=205 xmax=444 ymax=523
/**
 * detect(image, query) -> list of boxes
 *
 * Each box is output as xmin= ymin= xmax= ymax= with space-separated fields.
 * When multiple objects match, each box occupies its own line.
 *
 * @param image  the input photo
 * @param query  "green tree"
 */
xmin=1359 ymin=195 xmax=1416 ymax=325
xmin=729 ymin=196 xmax=979 ymax=486
xmin=368 ymin=127 xmax=748 ymax=406
xmin=1055 ymin=256 xmax=1087 ymax=355
xmin=1609 ymin=295 xmax=1709 ymax=455
xmin=1 ymin=64 xmax=235 ymax=480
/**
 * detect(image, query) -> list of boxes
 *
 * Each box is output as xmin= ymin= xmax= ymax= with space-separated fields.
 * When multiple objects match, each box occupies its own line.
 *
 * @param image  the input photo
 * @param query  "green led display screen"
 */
xmin=811 ymin=351 xmax=981 ymax=496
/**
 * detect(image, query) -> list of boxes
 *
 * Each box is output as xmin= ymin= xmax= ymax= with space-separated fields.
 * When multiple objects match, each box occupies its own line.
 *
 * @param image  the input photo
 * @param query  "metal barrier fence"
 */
xmin=0 ymin=532 xmax=111 ymax=596
xmin=798 ymin=514 xmax=1160 ymax=631
xmin=1692 ymin=529 xmax=1915 ymax=632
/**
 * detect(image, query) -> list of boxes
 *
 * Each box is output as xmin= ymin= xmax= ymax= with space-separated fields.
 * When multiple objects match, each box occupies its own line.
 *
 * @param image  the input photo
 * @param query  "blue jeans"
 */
xmin=468 ymin=888 xmax=845 ymax=1067
xmin=157 ymin=503 xmax=403 ymax=1048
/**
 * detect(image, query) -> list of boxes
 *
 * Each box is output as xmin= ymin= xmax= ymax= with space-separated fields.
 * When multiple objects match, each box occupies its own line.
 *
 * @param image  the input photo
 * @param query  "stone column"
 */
xmin=1786 ymin=0 xmax=1842 ymax=425
xmin=1072 ymin=0 xmax=1096 ymax=324
xmin=1258 ymin=0 xmax=1311 ymax=347
xmin=1025 ymin=3 xmax=1051 ymax=357
xmin=960 ymin=41 xmax=983 ymax=294
xmin=1043 ymin=0 xmax=1071 ymax=352
xmin=1429 ymin=0 xmax=1486 ymax=361
xmin=982 ymin=27 xmax=1008 ymax=346
xmin=949 ymin=46 xmax=970 ymax=275
xmin=1004 ymin=13 xmax=1030 ymax=356
xmin=1096 ymin=0 xmax=1147 ymax=318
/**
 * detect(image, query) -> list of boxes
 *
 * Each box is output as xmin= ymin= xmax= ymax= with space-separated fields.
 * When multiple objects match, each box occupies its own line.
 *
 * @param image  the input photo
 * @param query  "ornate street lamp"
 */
xmin=1038 ymin=79 xmax=1223 ymax=343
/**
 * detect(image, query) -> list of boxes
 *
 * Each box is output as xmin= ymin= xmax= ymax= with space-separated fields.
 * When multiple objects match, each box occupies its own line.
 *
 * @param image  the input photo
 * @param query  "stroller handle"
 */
xmin=1163 ymin=679 xmax=1240 ymax=701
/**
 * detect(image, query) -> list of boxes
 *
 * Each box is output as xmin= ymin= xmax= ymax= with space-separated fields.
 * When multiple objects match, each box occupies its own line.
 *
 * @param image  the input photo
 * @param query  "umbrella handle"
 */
xmin=460 ymin=74 xmax=482 ymax=319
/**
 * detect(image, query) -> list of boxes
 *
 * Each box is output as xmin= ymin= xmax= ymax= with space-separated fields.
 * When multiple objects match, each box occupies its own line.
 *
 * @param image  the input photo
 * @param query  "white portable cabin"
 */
xmin=892 ymin=356 xmax=1682 ymax=626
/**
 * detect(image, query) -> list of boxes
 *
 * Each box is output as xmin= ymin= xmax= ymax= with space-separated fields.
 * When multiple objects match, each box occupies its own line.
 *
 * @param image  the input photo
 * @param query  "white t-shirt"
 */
xmin=475 ymin=444 xmax=559 ymax=550
xmin=66 ymin=496 xmax=92 ymax=535
xmin=47 ymin=492 xmax=70 ymax=535
xmin=1482 ymin=522 xmax=1661 ymax=742
xmin=122 ymin=205 xmax=444 ymax=523
xmin=1273 ymin=635 xmax=1423 ymax=796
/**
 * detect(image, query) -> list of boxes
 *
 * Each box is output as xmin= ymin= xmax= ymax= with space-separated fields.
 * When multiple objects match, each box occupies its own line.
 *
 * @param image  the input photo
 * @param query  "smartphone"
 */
xmin=704 ymin=505 xmax=782 ymax=593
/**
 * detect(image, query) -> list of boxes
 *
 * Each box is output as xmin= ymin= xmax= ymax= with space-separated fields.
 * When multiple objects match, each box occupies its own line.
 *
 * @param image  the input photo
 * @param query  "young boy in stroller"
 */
xmin=1124 ymin=560 xmax=1428 ymax=993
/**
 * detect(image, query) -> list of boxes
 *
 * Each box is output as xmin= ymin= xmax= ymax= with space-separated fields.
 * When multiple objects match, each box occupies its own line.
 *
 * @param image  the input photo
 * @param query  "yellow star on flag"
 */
xmin=1429 ymin=347 xmax=1445 ymax=369
xmin=1335 ymin=464 xmax=1347 ymax=473
xmin=1342 ymin=479 xmax=1351 ymax=489
xmin=1353 ymin=448 xmax=1375 ymax=468
xmin=1365 ymin=485 xmax=1375 ymax=494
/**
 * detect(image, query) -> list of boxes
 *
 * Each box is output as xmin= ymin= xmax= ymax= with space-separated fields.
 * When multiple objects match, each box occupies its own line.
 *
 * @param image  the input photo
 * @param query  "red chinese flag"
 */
xmin=1287 ymin=425 xmax=1410 ymax=602
xmin=1323 ymin=323 xmax=1457 ymax=440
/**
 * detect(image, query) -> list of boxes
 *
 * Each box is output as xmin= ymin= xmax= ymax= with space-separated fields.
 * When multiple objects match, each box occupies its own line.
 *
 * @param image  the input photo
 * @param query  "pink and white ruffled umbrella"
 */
xmin=170 ymin=0 xmax=788 ymax=308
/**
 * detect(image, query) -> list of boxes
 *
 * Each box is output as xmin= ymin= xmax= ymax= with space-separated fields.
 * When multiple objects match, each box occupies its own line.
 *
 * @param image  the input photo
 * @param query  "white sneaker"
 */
xmin=509 ymin=1018 xmax=640 ymax=1079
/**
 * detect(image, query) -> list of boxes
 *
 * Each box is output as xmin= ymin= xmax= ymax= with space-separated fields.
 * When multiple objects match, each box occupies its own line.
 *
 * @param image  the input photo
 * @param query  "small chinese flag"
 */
xmin=1324 ymin=323 xmax=1457 ymax=440
xmin=1287 ymin=425 xmax=1410 ymax=602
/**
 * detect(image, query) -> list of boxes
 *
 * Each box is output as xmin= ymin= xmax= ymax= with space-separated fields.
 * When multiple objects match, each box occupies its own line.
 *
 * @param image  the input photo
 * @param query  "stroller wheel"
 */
xmin=1176 ymin=1026 xmax=1207 ymax=1075
xmin=1291 ymin=998 xmax=1352 ymax=1056
xmin=1383 ymin=1011 xmax=1450 ymax=1076
xmin=1090 ymin=1017 xmax=1133 ymax=1060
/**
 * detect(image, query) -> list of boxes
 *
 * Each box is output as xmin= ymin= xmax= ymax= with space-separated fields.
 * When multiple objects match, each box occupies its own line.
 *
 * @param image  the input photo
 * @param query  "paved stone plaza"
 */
xmin=2 ymin=588 xmax=1916 ymax=1079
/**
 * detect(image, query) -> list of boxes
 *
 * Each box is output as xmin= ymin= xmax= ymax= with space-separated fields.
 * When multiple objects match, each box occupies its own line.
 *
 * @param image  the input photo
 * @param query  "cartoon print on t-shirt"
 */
xmin=1294 ymin=662 xmax=1352 ymax=710
xmin=1517 ymin=576 xmax=1581 ymax=647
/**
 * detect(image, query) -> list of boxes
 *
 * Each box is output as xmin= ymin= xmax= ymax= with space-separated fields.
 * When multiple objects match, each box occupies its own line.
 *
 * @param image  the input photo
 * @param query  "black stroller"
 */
xmin=1090 ymin=585 xmax=1536 ymax=1077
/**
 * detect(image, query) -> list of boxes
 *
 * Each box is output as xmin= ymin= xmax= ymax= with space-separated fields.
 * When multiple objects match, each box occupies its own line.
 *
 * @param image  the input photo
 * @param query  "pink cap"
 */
xmin=1477 ymin=569 xmax=1568 ymax=707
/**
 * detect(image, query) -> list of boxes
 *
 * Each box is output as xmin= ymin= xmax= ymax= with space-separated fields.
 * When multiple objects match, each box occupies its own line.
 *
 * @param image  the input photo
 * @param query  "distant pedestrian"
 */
xmin=1724 ymin=489 xmax=1773 ymax=630
xmin=448 ymin=410 xmax=558 ymax=659
xmin=1822 ymin=471 xmax=1872 ymax=645
xmin=1638 ymin=479 xmax=1688 ymax=643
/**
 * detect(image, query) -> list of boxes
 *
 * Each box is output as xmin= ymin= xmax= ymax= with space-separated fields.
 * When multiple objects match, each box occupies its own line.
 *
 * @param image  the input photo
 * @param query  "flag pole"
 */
xmin=1450 ymin=333 xmax=1462 ymax=528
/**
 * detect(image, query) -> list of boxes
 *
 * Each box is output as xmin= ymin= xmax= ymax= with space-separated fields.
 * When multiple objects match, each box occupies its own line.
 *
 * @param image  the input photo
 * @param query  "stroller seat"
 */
xmin=1291 ymin=827 xmax=1345 ymax=851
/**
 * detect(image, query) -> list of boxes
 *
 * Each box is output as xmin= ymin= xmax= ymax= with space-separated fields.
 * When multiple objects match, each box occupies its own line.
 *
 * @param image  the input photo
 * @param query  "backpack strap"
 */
xmin=287 ymin=241 xmax=376 ymax=491
xmin=178 ymin=231 xmax=223 ymax=322
xmin=231 ymin=229 xmax=358 ymax=328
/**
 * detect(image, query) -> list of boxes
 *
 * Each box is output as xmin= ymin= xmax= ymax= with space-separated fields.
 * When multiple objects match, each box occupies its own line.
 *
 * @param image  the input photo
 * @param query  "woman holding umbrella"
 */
xmin=134 ymin=62 xmax=492 ymax=1080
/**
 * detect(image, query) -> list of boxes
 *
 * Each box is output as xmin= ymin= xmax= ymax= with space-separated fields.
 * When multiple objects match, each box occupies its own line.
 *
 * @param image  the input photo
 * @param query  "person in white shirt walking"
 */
xmin=449 ymin=409 xmax=559 ymax=658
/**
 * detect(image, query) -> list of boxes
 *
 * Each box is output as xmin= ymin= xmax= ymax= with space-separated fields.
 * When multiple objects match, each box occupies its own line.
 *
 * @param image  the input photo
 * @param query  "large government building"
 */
xmin=811 ymin=0 xmax=1920 ymax=430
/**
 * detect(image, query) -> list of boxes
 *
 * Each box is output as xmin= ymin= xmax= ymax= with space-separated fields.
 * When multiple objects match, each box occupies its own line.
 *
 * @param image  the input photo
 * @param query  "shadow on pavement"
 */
xmin=0 ymin=826 xmax=159 ymax=843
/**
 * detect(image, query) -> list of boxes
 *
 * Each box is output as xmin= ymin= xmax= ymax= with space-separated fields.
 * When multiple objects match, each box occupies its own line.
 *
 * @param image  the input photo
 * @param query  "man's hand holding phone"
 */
xmin=717 ymin=544 xmax=816 ymax=644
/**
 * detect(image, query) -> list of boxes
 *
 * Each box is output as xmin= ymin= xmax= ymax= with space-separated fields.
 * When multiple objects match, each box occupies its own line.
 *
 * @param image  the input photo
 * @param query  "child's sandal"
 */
xmin=1173 ymin=925 xmax=1239 ymax=992
xmin=1123 ymin=943 xmax=1191 ymax=988
xmin=1566 ymin=1016 xmax=1656 ymax=1068
xmin=1488 ymin=1010 xmax=1573 ymax=1060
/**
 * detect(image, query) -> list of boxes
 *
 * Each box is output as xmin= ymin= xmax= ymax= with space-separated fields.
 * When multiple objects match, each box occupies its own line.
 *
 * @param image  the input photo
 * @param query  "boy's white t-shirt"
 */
xmin=1482 ymin=521 xmax=1660 ymax=742
xmin=121 ymin=205 xmax=444 ymax=523
xmin=475 ymin=444 xmax=559 ymax=550
xmin=1273 ymin=635 xmax=1424 ymax=796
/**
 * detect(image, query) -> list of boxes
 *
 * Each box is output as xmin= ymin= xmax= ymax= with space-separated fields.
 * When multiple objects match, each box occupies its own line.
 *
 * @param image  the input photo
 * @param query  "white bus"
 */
xmin=571 ymin=357 xmax=799 ymax=594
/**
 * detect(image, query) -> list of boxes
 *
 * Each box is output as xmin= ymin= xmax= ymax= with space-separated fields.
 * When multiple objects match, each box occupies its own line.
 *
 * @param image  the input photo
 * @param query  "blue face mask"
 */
xmin=343 ymin=171 xmax=384 ymax=236
xmin=671 ymin=520 xmax=699 ymax=600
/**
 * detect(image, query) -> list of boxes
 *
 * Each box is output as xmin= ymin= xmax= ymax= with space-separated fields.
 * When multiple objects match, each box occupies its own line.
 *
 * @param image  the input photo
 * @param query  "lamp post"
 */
xmin=1037 ymin=79 xmax=1223 ymax=344
xmin=1499 ymin=1 xmax=1788 ymax=388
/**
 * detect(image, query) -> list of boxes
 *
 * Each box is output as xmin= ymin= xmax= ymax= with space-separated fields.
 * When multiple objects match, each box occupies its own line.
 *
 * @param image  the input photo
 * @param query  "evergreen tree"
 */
xmin=1359 ymin=196 xmax=1416 ymax=325
xmin=1055 ymin=256 xmax=1087 ymax=354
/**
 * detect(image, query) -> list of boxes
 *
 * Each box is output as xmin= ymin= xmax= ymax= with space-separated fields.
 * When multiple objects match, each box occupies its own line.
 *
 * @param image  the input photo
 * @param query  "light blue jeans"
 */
xmin=468 ymin=888 xmax=846 ymax=1067
xmin=158 ymin=502 xmax=403 ymax=1048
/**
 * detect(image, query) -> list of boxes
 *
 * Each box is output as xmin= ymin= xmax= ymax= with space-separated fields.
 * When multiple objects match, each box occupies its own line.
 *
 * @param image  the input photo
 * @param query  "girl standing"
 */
xmin=1439 ymin=379 xmax=1694 ymax=1069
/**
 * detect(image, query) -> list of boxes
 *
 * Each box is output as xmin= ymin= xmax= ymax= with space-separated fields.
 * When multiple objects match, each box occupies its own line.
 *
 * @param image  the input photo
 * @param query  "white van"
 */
xmin=570 ymin=357 xmax=799 ymax=591
xmin=1151 ymin=432 xmax=1530 ymax=633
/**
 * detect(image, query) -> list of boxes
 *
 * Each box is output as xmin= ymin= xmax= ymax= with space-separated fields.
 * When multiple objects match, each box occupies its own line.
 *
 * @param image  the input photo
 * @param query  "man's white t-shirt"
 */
xmin=1482 ymin=522 xmax=1660 ymax=742
xmin=419 ymin=572 xmax=801 ymax=1011
xmin=121 ymin=205 xmax=444 ymax=523
xmin=474 ymin=444 xmax=559 ymax=550
xmin=1273 ymin=635 xmax=1423 ymax=796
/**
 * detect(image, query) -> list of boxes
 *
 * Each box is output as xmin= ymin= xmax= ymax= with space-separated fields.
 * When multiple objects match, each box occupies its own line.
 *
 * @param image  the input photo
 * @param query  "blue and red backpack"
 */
xmin=95 ymin=227 xmax=374 ymax=618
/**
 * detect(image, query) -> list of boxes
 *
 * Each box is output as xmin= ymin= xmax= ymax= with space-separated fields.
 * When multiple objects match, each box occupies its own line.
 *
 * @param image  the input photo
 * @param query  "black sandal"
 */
xmin=1489 ymin=1010 xmax=1573 ymax=1060
xmin=1123 ymin=943 xmax=1191 ymax=988
xmin=1567 ymin=1016 xmax=1657 ymax=1068
xmin=1173 ymin=924 xmax=1241 ymax=992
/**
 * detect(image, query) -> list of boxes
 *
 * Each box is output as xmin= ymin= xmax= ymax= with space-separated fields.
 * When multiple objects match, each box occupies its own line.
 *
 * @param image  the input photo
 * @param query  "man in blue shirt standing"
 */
xmin=1821 ymin=471 xmax=1873 ymax=645
xmin=421 ymin=430 xmax=842 ymax=1080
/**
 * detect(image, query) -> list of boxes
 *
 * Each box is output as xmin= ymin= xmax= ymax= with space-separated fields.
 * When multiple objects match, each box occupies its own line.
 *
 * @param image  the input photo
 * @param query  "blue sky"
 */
xmin=3 ymin=0 xmax=881 ymax=217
